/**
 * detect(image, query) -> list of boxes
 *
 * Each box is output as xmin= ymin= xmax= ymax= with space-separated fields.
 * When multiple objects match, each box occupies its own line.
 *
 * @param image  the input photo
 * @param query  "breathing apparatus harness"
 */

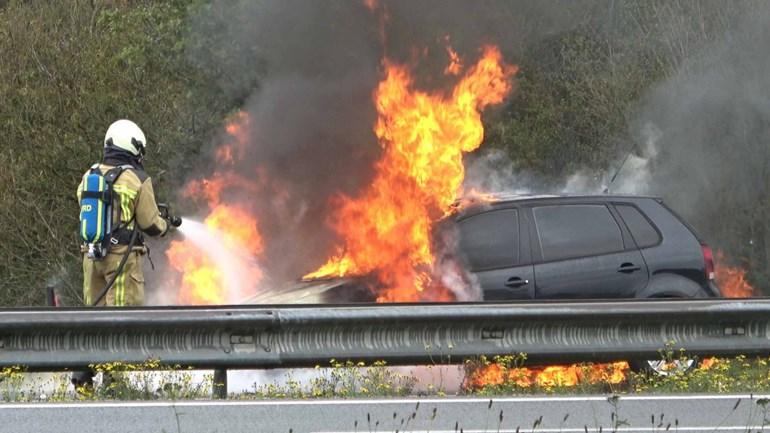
xmin=79 ymin=162 xmax=145 ymax=305
xmin=80 ymin=165 xmax=131 ymax=258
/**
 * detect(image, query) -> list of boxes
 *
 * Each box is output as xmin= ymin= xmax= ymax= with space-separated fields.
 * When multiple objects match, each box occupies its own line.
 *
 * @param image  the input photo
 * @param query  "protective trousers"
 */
xmin=82 ymin=251 xmax=144 ymax=306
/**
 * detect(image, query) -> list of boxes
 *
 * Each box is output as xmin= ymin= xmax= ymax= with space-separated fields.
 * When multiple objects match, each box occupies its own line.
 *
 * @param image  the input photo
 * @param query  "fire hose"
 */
xmin=90 ymin=204 xmax=181 ymax=306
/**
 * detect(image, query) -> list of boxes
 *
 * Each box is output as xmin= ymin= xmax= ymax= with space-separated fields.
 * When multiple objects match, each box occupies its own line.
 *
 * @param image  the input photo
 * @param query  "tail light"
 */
xmin=702 ymin=244 xmax=715 ymax=281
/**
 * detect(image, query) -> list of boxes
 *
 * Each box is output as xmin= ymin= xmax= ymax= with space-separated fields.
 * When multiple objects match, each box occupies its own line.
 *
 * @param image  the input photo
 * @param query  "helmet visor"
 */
xmin=131 ymin=138 xmax=146 ymax=156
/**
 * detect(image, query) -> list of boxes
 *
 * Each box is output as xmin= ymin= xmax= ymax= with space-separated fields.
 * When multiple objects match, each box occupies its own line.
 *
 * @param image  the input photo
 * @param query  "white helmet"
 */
xmin=103 ymin=119 xmax=147 ymax=157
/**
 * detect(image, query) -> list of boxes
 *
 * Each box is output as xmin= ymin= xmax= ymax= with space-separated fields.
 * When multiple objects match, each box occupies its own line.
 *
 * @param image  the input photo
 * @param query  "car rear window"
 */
xmin=615 ymin=204 xmax=661 ymax=248
xmin=533 ymin=204 xmax=623 ymax=262
xmin=457 ymin=209 xmax=518 ymax=271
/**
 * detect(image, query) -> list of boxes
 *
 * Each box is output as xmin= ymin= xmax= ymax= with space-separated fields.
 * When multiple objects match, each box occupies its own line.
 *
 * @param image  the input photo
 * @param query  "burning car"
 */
xmin=289 ymin=192 xmax=722 ymax=376
xmin=265 ymin=193 xmax=721 ymax=305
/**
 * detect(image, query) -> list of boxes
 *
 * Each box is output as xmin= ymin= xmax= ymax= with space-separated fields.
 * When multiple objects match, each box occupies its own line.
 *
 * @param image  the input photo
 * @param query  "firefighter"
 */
xmin=77 ymin=119 xmax=179 ymax=307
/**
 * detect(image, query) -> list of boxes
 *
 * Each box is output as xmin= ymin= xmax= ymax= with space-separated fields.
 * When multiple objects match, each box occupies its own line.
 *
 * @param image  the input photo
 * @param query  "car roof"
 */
xmin=452 ymin=192 xmax=662 ymax=217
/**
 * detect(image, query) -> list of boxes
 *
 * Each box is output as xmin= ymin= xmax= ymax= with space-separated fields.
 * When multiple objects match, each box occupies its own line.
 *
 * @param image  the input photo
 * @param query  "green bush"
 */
xmin=0 ymin=0 xmax=239 ymax=305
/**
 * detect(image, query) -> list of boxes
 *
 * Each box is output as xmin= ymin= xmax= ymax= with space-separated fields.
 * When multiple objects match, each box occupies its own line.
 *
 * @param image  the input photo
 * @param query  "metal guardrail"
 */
xmin=1 ymin=298 xmax=769 ymax=371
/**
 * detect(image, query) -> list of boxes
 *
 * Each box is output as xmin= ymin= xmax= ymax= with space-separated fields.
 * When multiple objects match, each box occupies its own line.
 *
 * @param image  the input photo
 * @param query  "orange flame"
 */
xmin=215 ymin=111 xmax=251 ymax=166
xmin=465 ymin=362 xmax=629 ymax=390
xmin=305 ymin=46 xmax=516 ymax=302
xmin=166 ymin=205 xmax=263 ymax=305
xmin=166 ymin=112 xmax=265 ymax=305
xmin=700 ymin=358 xmax=718 ymax=370
xmin=715 ymin=251 xmax=755 ymax=298
xmin=444 ymin=45 xmax=463 ymax=75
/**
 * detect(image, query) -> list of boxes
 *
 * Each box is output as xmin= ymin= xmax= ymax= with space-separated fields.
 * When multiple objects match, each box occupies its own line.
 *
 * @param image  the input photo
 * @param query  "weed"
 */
xmin=82 ymin=360 xmax=212 ymax=401
xmin=243 ymin=360 xmax=416 ymax=399
xmin=4 ymin=350 xmax=770 ymax=401
xmin=0 ymin=367 xmax=26 ymax=401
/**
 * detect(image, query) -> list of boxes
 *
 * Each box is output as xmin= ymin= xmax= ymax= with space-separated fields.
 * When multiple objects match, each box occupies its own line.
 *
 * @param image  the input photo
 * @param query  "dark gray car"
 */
xmin=454 ymin=194 xmax=721 ymax=301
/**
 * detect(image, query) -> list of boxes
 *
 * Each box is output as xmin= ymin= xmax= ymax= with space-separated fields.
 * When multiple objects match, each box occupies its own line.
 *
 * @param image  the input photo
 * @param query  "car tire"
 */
xmin=629 ymin=358 xmax=699 ymax=377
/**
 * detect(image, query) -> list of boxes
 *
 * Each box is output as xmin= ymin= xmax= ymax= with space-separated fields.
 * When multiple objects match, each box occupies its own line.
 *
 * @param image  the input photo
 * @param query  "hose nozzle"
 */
xmin=169 ymin=215 xmax=183 ymax=227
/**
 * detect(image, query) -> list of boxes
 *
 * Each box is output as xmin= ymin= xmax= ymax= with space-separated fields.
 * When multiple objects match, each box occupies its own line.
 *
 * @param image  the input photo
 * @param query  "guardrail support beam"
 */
xmin=1 ymin=299 xmax=770 ymax=371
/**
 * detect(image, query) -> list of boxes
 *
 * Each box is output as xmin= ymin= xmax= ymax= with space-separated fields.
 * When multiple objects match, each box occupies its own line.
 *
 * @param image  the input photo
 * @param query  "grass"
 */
xmin=239 ymin=360 xmax=417 ymax=399
xmin=630 ymin=355 xmax=770 ymax=394
xmin=4 ymin=350 xmax=770 ymax=401
xmin=0 ymin=360 xmax=211 ymax=402
xmin=76 ymin=360 xmax=213 ymax=401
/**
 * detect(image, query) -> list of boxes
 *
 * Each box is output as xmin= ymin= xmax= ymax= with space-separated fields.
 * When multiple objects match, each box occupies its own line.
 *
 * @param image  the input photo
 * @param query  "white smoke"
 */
xmin=463 ymin=148 xmax=533 ymax=195
xmin=561 ymin=170 xmax=605 ymax=194
xmin=609 ymin=123 xmax=661 ymax=195
xmin=148 ymin=218 xmax=268 ymax=305
xmin=561 ymin=123 xmax=662 ymax=195
xmin=465 ymin=121 xmax=662 ymax=198
xmin=434 ymin=255 xmax=482 ymax=302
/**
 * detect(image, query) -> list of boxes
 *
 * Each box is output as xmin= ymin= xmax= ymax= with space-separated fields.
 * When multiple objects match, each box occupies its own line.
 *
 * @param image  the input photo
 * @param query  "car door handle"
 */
xmin=617 ymin=263 xmax=642 ymax=273
xmin=505 ymin=277 xmax=530 ymax=288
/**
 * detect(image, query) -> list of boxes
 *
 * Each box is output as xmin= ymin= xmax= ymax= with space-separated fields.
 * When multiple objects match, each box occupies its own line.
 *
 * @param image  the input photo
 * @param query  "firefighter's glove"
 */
xmin=158 ymin=203 xmax=170 ymax=220
xmin=158 ymin=203 xmax=182 ymax=228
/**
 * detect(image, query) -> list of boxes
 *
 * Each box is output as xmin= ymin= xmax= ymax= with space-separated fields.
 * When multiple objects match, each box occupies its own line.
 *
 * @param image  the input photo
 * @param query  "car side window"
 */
xmin=457 ymin=209 xmax=518 ymax=271
xmin=615 ymin=204 xmax=661 ymax=248
xmin=533 ymin=204 xmax=623 ymax=262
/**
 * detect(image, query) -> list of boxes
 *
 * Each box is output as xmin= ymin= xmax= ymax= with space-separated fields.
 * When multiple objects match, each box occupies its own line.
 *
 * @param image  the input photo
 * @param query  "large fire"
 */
xmin=166 ymin=113 xmax=265 ymax=305
xmin=305 ymin=46 xmax=517 ymax=302
xmin=465 ymin=361 xmax=629 ymax=390
xmin=165 ymin=46 xmax=515 ymax=304
xmin=715 ymin=251 xmax=755 ymax=298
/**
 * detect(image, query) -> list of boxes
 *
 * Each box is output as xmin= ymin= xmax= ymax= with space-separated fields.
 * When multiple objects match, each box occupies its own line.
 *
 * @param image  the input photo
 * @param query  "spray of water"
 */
xmin=175 ymin=218 xmax=264 ymax=303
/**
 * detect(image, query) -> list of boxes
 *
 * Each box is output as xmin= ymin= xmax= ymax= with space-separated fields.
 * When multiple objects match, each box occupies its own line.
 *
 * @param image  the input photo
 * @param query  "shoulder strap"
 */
xmin=81 ymin=190 xmax=110 ymax=201
xmin=103 ymin=165 xmax=130 ymax=185
xmin=118 ymin=164 xmax=148 ymax=183
xmin=81 ymin=164 xmax=107 ymax=201
xmin=105 ymin=165 xmax=141 ymax=230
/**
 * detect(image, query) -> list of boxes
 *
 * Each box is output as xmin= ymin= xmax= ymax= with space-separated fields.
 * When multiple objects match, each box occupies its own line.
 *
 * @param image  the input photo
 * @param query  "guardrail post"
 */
xmin=213 ymin=368 xmax=227 ymax=399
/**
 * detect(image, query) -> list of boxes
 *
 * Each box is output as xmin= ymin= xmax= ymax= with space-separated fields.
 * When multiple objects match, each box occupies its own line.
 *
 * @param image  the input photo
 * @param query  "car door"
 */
xmin=456 ymin=207 xmax=535 ymax=300
xmin=530 ymin=203 xmax=649 ymax=299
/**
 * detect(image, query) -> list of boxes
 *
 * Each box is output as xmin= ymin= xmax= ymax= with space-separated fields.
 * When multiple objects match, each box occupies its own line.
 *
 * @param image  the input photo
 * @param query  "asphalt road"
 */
xmin=2 ymin=394 xmax=769 ymax=433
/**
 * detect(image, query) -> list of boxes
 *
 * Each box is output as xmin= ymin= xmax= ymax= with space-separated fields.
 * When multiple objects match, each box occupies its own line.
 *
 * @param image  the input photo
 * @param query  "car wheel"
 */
xmin=631 ymin=295 xmax=700 ymax=376
xmin=631 ymin=358 xmax=699 ymax=376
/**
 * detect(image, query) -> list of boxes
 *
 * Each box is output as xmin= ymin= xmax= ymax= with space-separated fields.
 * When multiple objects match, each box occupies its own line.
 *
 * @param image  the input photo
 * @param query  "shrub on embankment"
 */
xmin=0 ymin=0 xmax=245 ymax=305
xmin=0 ymin=1 xmax=768 ymax=306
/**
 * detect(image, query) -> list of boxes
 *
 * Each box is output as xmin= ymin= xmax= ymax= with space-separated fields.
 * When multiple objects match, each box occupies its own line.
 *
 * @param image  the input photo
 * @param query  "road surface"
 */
xmin=3 ymin=394 xmax=769 ymax=433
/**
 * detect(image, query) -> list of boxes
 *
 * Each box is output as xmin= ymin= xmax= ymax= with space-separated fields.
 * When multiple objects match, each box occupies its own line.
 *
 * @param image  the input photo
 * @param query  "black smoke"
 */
xmin=181 ymin=0 xmax=585 ymax=284
xmin=637 ymin=4 xmax=770 ymax=286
